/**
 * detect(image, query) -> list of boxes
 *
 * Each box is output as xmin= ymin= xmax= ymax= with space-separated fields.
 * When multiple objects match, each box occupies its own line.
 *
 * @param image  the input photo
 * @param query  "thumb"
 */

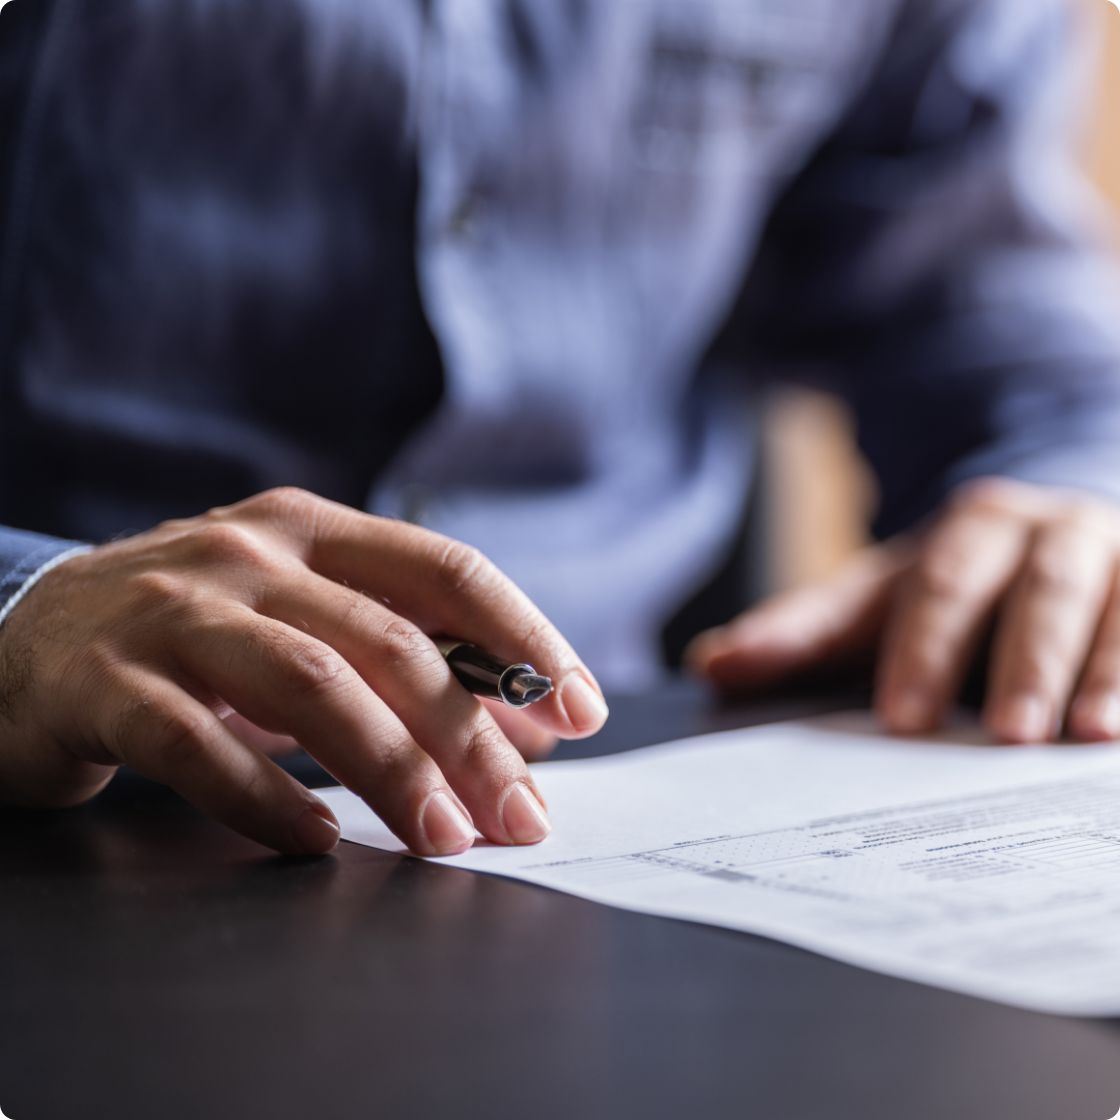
xmin=685 ymin=546 xmax=906 ymax=692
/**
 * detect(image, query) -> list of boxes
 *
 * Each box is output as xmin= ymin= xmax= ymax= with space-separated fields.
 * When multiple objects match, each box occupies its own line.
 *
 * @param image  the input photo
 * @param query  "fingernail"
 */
xmin=500 ymin=782 xmax=551 ymax=845
xmin=888 ymin=690 xmax=932 ymax=734
xmin=419 ymin=790 xmax=476 ymax=855
xmin=527 ymin=777 xmax=549 ymax=813
xmin=292 ymin=802 xmax=340 ymax=855
xmin=998 ymin=695 xmax=1053 ymax=743
xmin=1072 ymin=693 xmax=1120 ymax=740
xmin=560 ymin=675 xmax=609 ymax=734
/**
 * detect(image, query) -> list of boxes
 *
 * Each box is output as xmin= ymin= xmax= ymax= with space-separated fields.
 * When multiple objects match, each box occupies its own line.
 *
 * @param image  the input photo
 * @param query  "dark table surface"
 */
xmin=2 ymin=683 xmax=1119 ymax=1120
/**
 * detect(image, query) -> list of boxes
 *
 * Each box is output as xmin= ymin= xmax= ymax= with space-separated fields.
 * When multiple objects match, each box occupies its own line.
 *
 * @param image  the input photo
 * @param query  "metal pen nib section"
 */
xmin=435 ymin=640 xmax=554 ymax=709
xmin=503 ymin=670 xmax=553 ymax=707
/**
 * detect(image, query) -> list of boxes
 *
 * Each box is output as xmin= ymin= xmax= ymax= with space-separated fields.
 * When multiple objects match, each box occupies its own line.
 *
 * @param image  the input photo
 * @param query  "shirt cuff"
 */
xmin=0 ymin=541 xmax=93 ymax=630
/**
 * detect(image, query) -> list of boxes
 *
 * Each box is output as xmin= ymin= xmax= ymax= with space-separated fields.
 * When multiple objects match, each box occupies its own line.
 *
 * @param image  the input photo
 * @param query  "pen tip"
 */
xmin=505 ymin=673 xmax=554 ymax=707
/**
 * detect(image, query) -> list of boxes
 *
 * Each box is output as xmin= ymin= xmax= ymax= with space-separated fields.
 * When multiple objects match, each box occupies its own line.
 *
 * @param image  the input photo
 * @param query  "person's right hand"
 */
xmin=0 ymin=489 xmax=608 ymax=857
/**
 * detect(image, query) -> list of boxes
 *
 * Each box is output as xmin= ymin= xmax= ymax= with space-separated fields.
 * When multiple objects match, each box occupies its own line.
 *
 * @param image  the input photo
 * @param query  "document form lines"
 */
xmin=320 ymin=714 xmax=1120 ymax=1014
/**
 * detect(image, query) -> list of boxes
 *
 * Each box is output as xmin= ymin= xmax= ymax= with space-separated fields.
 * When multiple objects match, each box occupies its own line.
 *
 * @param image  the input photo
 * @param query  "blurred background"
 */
xmin=764 ymin=0 xmax=1120 ymax=591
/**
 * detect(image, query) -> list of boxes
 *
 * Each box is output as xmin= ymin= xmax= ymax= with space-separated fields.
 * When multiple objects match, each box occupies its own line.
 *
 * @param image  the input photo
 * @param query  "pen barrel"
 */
xmin=437 ymin=641 xmax=536 ymax=707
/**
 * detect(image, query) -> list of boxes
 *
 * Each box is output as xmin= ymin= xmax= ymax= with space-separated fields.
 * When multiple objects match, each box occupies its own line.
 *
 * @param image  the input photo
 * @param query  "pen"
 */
xmin=435 ymin=639 xmax=554 ymax=709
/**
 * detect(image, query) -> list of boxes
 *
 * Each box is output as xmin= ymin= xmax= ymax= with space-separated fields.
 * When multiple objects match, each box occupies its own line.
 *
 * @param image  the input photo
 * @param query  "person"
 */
xmin=2 ymin=0 xmax=1120 ymax=859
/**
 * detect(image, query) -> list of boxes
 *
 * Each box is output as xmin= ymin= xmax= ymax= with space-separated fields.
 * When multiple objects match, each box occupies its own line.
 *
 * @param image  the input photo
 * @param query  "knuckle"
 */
xmin=369 ymin=739 xmax=415 ymax=784
xmin=516 ymin=615 xmax=555 ymax=655
xmin=279 ymin=639 xmax=352 ymax=699
xmin=372 ymin=615 xmax=435 ymax=665
xmin=509 ymin=614 xmax=566 ymax=671
xmin=128 ymin=569 xmax=193 ymax=612
xmin=109 ymin=695 xmax=149 ymax=759
xmin=189 ymin=522 xmax=271 ymax=569
xmin=153 ymin=708 xmax=213 ymax=767
xmin=1021 ymin=549 xmax=1080 ymax=599
xmin=433 ymin=539 xmax=490 ymax=597
xmin=334 ymin=592 xmax=382 ymax=636
xmin=253 ymin=486 xmax=318 ymax=521
xmin=380 ymin=741 xmax=430 ymax=786
xmin=113 ymin=696 xmax=210 ymax=767
xmin=356 ymin=736 xmax=438 ymax=803
xmin=459 ymin=716 xmax=513 ymax=776
xmin=949 ymin=476 xmax=1025 ymax=515
xmin=154 ymin=516 xmax=194 ymax=537
xmin=910 ymin=552 xmax=967 ymax=603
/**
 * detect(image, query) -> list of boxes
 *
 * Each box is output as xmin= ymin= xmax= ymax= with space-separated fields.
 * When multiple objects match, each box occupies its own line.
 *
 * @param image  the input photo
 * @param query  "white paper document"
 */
xmin=318 ymin=714 xmax=1120 ymax=1016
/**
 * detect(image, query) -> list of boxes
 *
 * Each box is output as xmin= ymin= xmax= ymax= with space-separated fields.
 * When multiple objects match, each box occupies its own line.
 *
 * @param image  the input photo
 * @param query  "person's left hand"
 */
xmin=687 ymin=477 xmax=1120 ymax=744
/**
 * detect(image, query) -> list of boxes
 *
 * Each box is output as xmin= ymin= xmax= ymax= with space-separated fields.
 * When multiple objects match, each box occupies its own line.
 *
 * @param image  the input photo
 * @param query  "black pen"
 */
xmin=435 ymin=639 xmax=554 ymax=709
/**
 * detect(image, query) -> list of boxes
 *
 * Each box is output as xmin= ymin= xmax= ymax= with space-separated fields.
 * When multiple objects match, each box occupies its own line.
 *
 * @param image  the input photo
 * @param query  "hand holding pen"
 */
xmin=0 ymin=490 xmax=609 ymax=858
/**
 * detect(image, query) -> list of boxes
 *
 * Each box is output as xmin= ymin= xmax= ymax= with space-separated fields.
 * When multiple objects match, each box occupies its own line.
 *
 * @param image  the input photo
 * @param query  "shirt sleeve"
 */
xmin=736 ymin=0 xmax=1120 ymax=538
xmin=0 ymin=528 xmax=90 ymax=629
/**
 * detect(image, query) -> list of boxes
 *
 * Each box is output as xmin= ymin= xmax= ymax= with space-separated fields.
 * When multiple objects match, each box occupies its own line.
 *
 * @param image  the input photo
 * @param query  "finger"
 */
xmin=686 ymin=547 xmax=904 ymax=691
xmin=95 ymin=667 xmax=340 ymax=855
xmin=174 ymin=608 xmax=480 ymax=856
xmin=984 ymin=520 xmax=1115 ymax=744
xmin=875 ymin=507 xmax=1027 ymax=734
xmin=1068 ymin=573 xmax=1120 ymax=741
xmin=222 ymin=712 xmax=301 ymax=757
xmin=236 ymin=490 xmax=607 ymax=738
xmin=258 ymin=574 xmax=551 ymax=843
xmin=482 ymin=699 xmax=559 ymax=761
